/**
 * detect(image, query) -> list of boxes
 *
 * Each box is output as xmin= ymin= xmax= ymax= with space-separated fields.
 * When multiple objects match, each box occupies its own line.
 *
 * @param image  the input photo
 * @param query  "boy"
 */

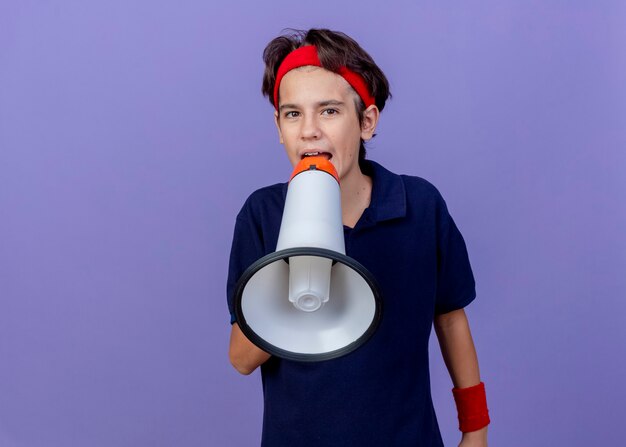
xmin=227 ymin=29 xmax=490 ymax=446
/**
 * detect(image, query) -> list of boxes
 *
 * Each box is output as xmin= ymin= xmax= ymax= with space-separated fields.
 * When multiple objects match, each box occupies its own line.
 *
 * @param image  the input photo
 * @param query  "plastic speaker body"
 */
xmin=234 ymin=157 xmax=382 ymax=361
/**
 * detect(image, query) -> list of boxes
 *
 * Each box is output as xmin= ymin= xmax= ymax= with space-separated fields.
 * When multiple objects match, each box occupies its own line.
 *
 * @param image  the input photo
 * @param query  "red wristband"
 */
xmin=452 ymin=381 xmax=490 ymax=433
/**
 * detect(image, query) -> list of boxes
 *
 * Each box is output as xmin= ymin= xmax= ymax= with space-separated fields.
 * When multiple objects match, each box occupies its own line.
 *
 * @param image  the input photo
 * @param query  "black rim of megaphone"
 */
xmin=233 ymin=247 xmax=383 ymax=362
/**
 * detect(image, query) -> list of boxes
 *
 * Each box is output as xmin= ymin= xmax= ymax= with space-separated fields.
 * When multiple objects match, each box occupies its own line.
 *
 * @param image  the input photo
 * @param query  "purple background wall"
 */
xmin=1 ymin=1 xmax=624 ymax=446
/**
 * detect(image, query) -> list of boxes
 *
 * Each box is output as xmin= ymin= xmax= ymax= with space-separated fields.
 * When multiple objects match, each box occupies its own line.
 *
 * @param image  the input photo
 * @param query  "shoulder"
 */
xmin=368 ymin=159 xmax=444 ymax=203
xmin=399 ymin=175 xmax=450 ymax=226
xmin=243 ymin=182 xmax=286 ymax=206
xmin=390 ymin=166 xmax=447 ymax=214
xmin=400 ymin=174 xmax=443 ymax=201
xmin=236 ymin=182 xmax=287 ymax=223
xmin=365 ymin=160 xmax=449 ymax=221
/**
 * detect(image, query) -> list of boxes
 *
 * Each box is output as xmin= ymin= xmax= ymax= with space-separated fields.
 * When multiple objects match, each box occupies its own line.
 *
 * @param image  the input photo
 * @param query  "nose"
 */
xmin=300 ymin=114 xmax=321 ymax=140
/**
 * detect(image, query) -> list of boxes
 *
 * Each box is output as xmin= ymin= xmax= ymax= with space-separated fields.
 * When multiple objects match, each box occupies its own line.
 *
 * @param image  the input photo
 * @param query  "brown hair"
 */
xmin=261 ymin=28 xmax=391 ymax=166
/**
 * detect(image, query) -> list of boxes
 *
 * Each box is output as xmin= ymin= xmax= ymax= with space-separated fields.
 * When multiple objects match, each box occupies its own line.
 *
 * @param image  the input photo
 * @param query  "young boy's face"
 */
xmin=274 ymin=66 xmax=370 ymax=182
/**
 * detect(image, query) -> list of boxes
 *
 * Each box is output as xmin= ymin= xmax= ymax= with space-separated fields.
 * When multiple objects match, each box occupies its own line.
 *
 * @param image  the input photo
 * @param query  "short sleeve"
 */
xmin=434 ymin=194 xmax=476 ymax=315
xmin=226 ymin=211 xmax=265 ymax=324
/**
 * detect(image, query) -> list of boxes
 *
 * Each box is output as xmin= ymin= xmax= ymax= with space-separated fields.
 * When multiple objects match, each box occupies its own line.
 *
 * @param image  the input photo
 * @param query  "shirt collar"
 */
xmin=361 ymin=159 xmax=407 ymax=223
xmin=280 ymin=159 xmax=407 ymax=225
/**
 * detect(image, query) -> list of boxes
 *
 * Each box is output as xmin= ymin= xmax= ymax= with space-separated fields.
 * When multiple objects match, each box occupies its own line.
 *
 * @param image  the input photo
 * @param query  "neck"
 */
xmin=340 ymin=164 xmax=372 ymax=228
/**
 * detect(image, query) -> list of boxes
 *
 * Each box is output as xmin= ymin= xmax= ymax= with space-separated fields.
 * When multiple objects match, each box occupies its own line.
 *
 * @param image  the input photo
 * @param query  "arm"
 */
xmin=433 ymin=308 xmax=488 ymax=446
xmin=229 ymin=323 xmax=271 ymax=375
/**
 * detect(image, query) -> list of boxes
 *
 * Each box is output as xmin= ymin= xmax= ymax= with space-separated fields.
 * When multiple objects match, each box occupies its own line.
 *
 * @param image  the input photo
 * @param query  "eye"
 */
xmin=322 ymin=108 xmax=338 ymax=115
xmin=284 ymin=111 xmax=300 ymax=118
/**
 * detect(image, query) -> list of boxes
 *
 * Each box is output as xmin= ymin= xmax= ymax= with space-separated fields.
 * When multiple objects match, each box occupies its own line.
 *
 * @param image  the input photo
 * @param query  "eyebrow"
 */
xmin=279 ymin=100 xmax=346 ymax=112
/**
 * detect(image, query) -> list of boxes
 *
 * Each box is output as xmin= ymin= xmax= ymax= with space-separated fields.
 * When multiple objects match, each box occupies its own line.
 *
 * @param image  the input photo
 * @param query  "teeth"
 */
xmin=304 ymin=152 xmax=320 ymax=157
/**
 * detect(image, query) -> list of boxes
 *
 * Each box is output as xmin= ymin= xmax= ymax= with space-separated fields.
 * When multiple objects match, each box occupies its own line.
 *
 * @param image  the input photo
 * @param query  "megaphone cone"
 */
xmin=234 ymin=157 xmax=382 ymax=362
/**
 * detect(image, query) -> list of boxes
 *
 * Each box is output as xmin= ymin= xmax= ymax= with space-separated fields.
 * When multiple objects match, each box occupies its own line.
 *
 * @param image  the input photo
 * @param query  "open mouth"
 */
xmin=301 ymin=151 xmax=332 ymax=160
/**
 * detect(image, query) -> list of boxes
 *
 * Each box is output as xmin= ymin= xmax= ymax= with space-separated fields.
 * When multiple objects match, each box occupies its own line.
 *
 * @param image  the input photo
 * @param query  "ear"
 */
xmin=360 ymin=105 xmax=380 ymax=141
xmin=274 ymin=110 xmax=284 ymax=144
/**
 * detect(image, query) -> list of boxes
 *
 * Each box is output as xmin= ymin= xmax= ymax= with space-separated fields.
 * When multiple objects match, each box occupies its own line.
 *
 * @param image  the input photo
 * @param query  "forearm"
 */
xmin=229 ymin=323 xmax=271 ymax=375
xmin=434 ymin=309 xmax=488 ymax=444
xmin=433 ymin=308 xmax=481 ymax=388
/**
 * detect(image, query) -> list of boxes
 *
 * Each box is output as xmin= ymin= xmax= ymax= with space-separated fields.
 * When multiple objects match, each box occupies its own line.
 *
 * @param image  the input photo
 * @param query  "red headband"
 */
xmin=273 ymin=45 xmax=376 ymax=110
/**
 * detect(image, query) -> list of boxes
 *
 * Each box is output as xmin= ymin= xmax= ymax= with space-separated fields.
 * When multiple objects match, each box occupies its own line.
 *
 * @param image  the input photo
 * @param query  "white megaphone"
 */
xmin=233 ymin=156 xmax=382 ymax=361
